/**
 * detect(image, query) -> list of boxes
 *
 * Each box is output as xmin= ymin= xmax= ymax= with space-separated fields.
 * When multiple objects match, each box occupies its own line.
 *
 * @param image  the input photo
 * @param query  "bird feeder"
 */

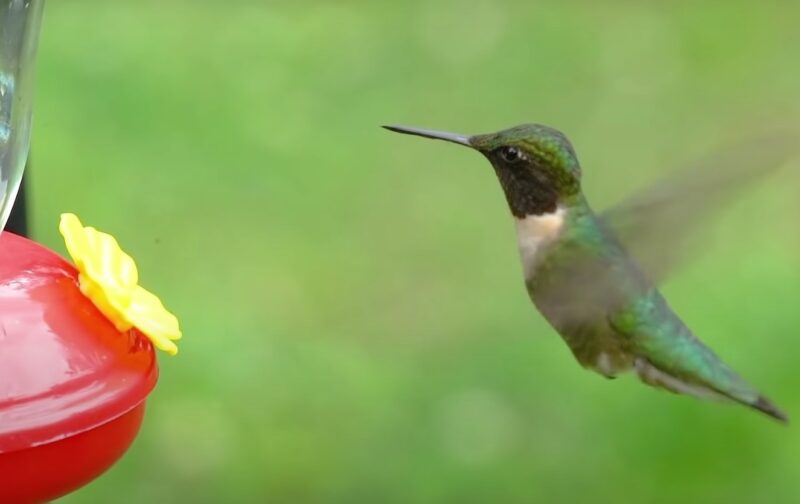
xmin=0 ymin=231 xmax=159 ymax=503
xmin=0 ymin=2 xmax=181 ymax=502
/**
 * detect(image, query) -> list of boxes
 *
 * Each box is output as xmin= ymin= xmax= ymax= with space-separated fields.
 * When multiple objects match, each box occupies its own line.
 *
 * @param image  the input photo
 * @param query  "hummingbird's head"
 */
xmin=383 ymin=123 xmax=582 ymax=218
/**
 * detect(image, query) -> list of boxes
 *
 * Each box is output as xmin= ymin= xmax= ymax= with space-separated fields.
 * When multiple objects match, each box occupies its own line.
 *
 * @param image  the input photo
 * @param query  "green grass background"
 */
xmin=28 ymin=1 xmax=800 ymax=502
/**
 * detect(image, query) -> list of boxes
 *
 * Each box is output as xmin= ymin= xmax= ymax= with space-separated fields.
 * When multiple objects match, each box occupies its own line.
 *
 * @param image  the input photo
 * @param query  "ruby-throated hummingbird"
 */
xmin=385 ymin=123 xmax=794 ymax=422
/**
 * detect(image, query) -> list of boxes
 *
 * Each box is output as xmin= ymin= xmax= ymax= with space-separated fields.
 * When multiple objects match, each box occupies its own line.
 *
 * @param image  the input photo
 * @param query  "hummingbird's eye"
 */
xmin=499 ymin=146 xmax=522 ymax=163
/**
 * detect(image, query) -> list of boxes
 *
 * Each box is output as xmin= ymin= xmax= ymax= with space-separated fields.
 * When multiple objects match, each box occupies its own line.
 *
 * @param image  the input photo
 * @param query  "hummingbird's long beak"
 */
xmin=382 ymin=125 xmax=472 ymax=147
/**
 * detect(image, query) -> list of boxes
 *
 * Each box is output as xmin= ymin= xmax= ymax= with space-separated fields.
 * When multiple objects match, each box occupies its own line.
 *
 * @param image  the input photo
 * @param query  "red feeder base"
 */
xmin=0 ymin=405 xmax=145 ymax=503
xmin=0 ymin=232 xmax=158 ymax=503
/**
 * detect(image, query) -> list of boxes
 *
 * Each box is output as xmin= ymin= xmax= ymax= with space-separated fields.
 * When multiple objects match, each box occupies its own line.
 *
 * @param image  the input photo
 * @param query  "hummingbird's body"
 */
xmin=516 ymin=202 xmax=638 ymax=377
xmin=518 ymin=197 xmax=757 ymax=406
xmin=385 ymin=123 xmax=789 ymax=422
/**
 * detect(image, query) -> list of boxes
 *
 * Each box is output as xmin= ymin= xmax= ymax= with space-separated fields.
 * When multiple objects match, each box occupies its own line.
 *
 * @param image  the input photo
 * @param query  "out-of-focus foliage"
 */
xmin=38 ymin=1 xmax=800 ymax=502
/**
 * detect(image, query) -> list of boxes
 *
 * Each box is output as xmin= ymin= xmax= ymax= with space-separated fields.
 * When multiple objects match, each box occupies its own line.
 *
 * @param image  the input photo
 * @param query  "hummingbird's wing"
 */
xmin=599 ymin=132 xmax=798 ymax=284
xmin=535 ymin=133 xmax=797 ymax=365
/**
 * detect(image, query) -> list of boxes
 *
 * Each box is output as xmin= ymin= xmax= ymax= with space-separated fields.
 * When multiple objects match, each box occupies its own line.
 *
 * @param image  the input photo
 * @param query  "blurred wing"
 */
xmin=538 ymin=132 xmax=798 ymax=331
xmin=600 ymin=132 xmax=798 ymax=284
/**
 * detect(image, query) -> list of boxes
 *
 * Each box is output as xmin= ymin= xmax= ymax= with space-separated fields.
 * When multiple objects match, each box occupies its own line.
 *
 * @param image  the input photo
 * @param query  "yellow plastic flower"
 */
xmin=59 ymin=213 xmax=181 ymax=355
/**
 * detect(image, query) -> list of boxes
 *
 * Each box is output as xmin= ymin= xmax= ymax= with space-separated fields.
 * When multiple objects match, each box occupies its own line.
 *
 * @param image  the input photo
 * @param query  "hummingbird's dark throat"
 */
xmin=492 ymin=165 xmax=560 ymax=218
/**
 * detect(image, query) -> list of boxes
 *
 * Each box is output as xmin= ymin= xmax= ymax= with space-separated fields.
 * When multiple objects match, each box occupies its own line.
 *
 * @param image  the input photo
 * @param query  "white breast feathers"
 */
xmin=513 ymin=206 xmax=566 ymax=278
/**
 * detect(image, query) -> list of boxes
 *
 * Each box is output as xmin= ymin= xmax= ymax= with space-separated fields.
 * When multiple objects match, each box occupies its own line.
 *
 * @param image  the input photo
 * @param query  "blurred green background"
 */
xmin=27 ymin=0 xmax=800 ymax=502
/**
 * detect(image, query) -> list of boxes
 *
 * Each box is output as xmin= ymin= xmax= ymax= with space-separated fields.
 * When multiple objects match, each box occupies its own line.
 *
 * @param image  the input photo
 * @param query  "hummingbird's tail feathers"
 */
xmin=751 ymin=396 xmax=789 ymax=423
xmin=634 ymin=358 xmax=726 ymax=402
xmin=634 ymin=357 xmax=788 ymax=423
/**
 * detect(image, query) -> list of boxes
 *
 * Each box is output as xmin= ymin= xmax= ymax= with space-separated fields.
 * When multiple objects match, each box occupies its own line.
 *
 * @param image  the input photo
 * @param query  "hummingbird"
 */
xmin=384 ymin=123 xmax=794 ymax=422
